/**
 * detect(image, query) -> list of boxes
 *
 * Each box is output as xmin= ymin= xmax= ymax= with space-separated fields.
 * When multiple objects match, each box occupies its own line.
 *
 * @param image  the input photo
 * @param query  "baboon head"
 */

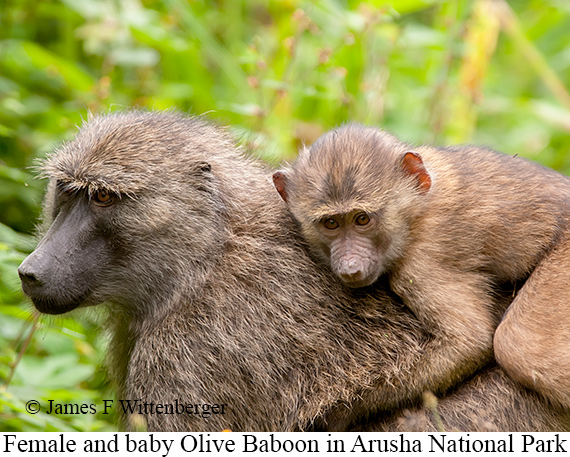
xmin=19 ymin=111 xmax=234 ymax=317
xmin=273 ymin=124 xmax=431 ymax=287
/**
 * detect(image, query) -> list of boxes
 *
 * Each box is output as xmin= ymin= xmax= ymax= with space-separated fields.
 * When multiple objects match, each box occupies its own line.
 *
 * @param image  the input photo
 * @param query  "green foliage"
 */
xmin=1 ymin=0 xmax=569 ymax=431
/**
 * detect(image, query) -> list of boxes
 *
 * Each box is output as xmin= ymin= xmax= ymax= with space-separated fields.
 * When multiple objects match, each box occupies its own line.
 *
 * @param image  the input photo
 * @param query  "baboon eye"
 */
xmin=355 ymin=213 xmax=370 ymax=226
xmin=323 ymin=218 xmax=339 ymax=230
xmin=56 ymin=181 xmax=76 ymax=200
xmin=93 ymin=189 xmax=115 ymax=207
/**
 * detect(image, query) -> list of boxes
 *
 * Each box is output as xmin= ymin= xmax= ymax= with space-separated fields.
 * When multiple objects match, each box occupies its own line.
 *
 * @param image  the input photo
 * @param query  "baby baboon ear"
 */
xmin=401 ymin=152 xmax=431 ymax=193
xmin=272 ymin=170 xmax=290 ymax=202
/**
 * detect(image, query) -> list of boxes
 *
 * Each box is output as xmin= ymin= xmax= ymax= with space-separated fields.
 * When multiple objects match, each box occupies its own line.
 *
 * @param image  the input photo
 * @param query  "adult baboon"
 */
xmin=18 ymin=111 xmax=570 ymax=432
xmin=273 ymin=124 xmax=570 ymax=429
xmin=370 ymin=366 xmax=570 ymax=432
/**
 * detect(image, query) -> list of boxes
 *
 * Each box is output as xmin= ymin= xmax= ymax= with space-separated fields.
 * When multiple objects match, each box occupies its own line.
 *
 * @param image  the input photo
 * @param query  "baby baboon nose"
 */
xmin=340 ymin=271 xmax=363 ymax=282
xmin=338 ymin=258 xmax=364 ymax=282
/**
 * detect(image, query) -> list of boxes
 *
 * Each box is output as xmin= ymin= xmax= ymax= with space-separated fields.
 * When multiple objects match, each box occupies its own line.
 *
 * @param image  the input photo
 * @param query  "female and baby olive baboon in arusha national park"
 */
xmin=18 ymin=111 xmax=570 ymax=432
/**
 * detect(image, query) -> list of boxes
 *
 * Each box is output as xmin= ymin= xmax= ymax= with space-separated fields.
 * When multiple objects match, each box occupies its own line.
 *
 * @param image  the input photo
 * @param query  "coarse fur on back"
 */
xmin=19 ymin=112 xmax=570 ymax=432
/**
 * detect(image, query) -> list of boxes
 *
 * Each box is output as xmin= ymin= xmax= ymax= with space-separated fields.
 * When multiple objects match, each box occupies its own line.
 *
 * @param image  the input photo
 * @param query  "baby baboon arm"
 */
xmin=318 ymin=262 xmax=498 ymax=431
xmin=494 ymin=235 xmax=570 ymax=409
xmin=390 ymin=259 xmax=499 ymax=385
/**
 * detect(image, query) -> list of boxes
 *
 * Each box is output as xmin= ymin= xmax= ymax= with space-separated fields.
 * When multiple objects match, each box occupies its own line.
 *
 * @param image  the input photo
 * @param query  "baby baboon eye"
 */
xmin=355 ymin=213 xmax=370 ymax=226
xmin=92 ymin=189 xmax=115 ymax=207
xmin=323 ymin=218 xmax=339 ymax=230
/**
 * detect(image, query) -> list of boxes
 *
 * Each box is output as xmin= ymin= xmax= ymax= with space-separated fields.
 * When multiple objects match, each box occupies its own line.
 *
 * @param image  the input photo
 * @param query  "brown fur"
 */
xmin=276 ymin=124 xmax=570 ymax=428
xmin=495 ymin=235 xmax=570 ymax=407
xmin=18 ymin=112 xmax=570 ymax=432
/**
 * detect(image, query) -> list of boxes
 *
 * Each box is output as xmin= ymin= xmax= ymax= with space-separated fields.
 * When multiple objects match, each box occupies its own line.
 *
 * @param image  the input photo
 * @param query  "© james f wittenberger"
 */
xmin=25 ymin=399 xmax=227 ymax=418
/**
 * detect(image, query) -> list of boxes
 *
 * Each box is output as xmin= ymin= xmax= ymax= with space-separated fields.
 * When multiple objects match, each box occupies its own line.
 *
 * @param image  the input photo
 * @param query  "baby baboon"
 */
xmin=273 ymin=124 xmax=570 ymax=426
xmin=494 ymin=234 xmax=570 ymax=407
xmin=18 ymin=112 xmax=570 ymax=432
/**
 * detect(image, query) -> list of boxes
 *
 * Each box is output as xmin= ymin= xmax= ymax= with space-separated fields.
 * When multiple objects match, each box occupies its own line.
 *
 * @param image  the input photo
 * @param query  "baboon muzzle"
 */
xmin=19 ymin=199 xmax=111 ymax=315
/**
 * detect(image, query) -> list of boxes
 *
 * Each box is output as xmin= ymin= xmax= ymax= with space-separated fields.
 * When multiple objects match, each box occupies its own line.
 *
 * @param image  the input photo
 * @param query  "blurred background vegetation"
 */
xmin=1 ymin=0 xmax=569 ymax=431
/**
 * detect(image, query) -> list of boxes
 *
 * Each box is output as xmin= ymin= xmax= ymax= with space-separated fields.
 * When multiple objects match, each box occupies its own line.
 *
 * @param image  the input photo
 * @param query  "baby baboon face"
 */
xmin=273 ymin=125 xmax=430 ymax=288
xmin=312 ymin=209 xmax=386 ymax=287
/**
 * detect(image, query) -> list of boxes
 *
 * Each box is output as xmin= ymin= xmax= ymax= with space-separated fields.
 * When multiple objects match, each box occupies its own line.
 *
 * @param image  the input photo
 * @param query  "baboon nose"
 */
xmin=340 ymin=271 xmax=363 ymax=282
xmin=18 ymin=266 xmax=45 ymax=288
xmin=338 ymin=262 xmax=364 ymax=282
